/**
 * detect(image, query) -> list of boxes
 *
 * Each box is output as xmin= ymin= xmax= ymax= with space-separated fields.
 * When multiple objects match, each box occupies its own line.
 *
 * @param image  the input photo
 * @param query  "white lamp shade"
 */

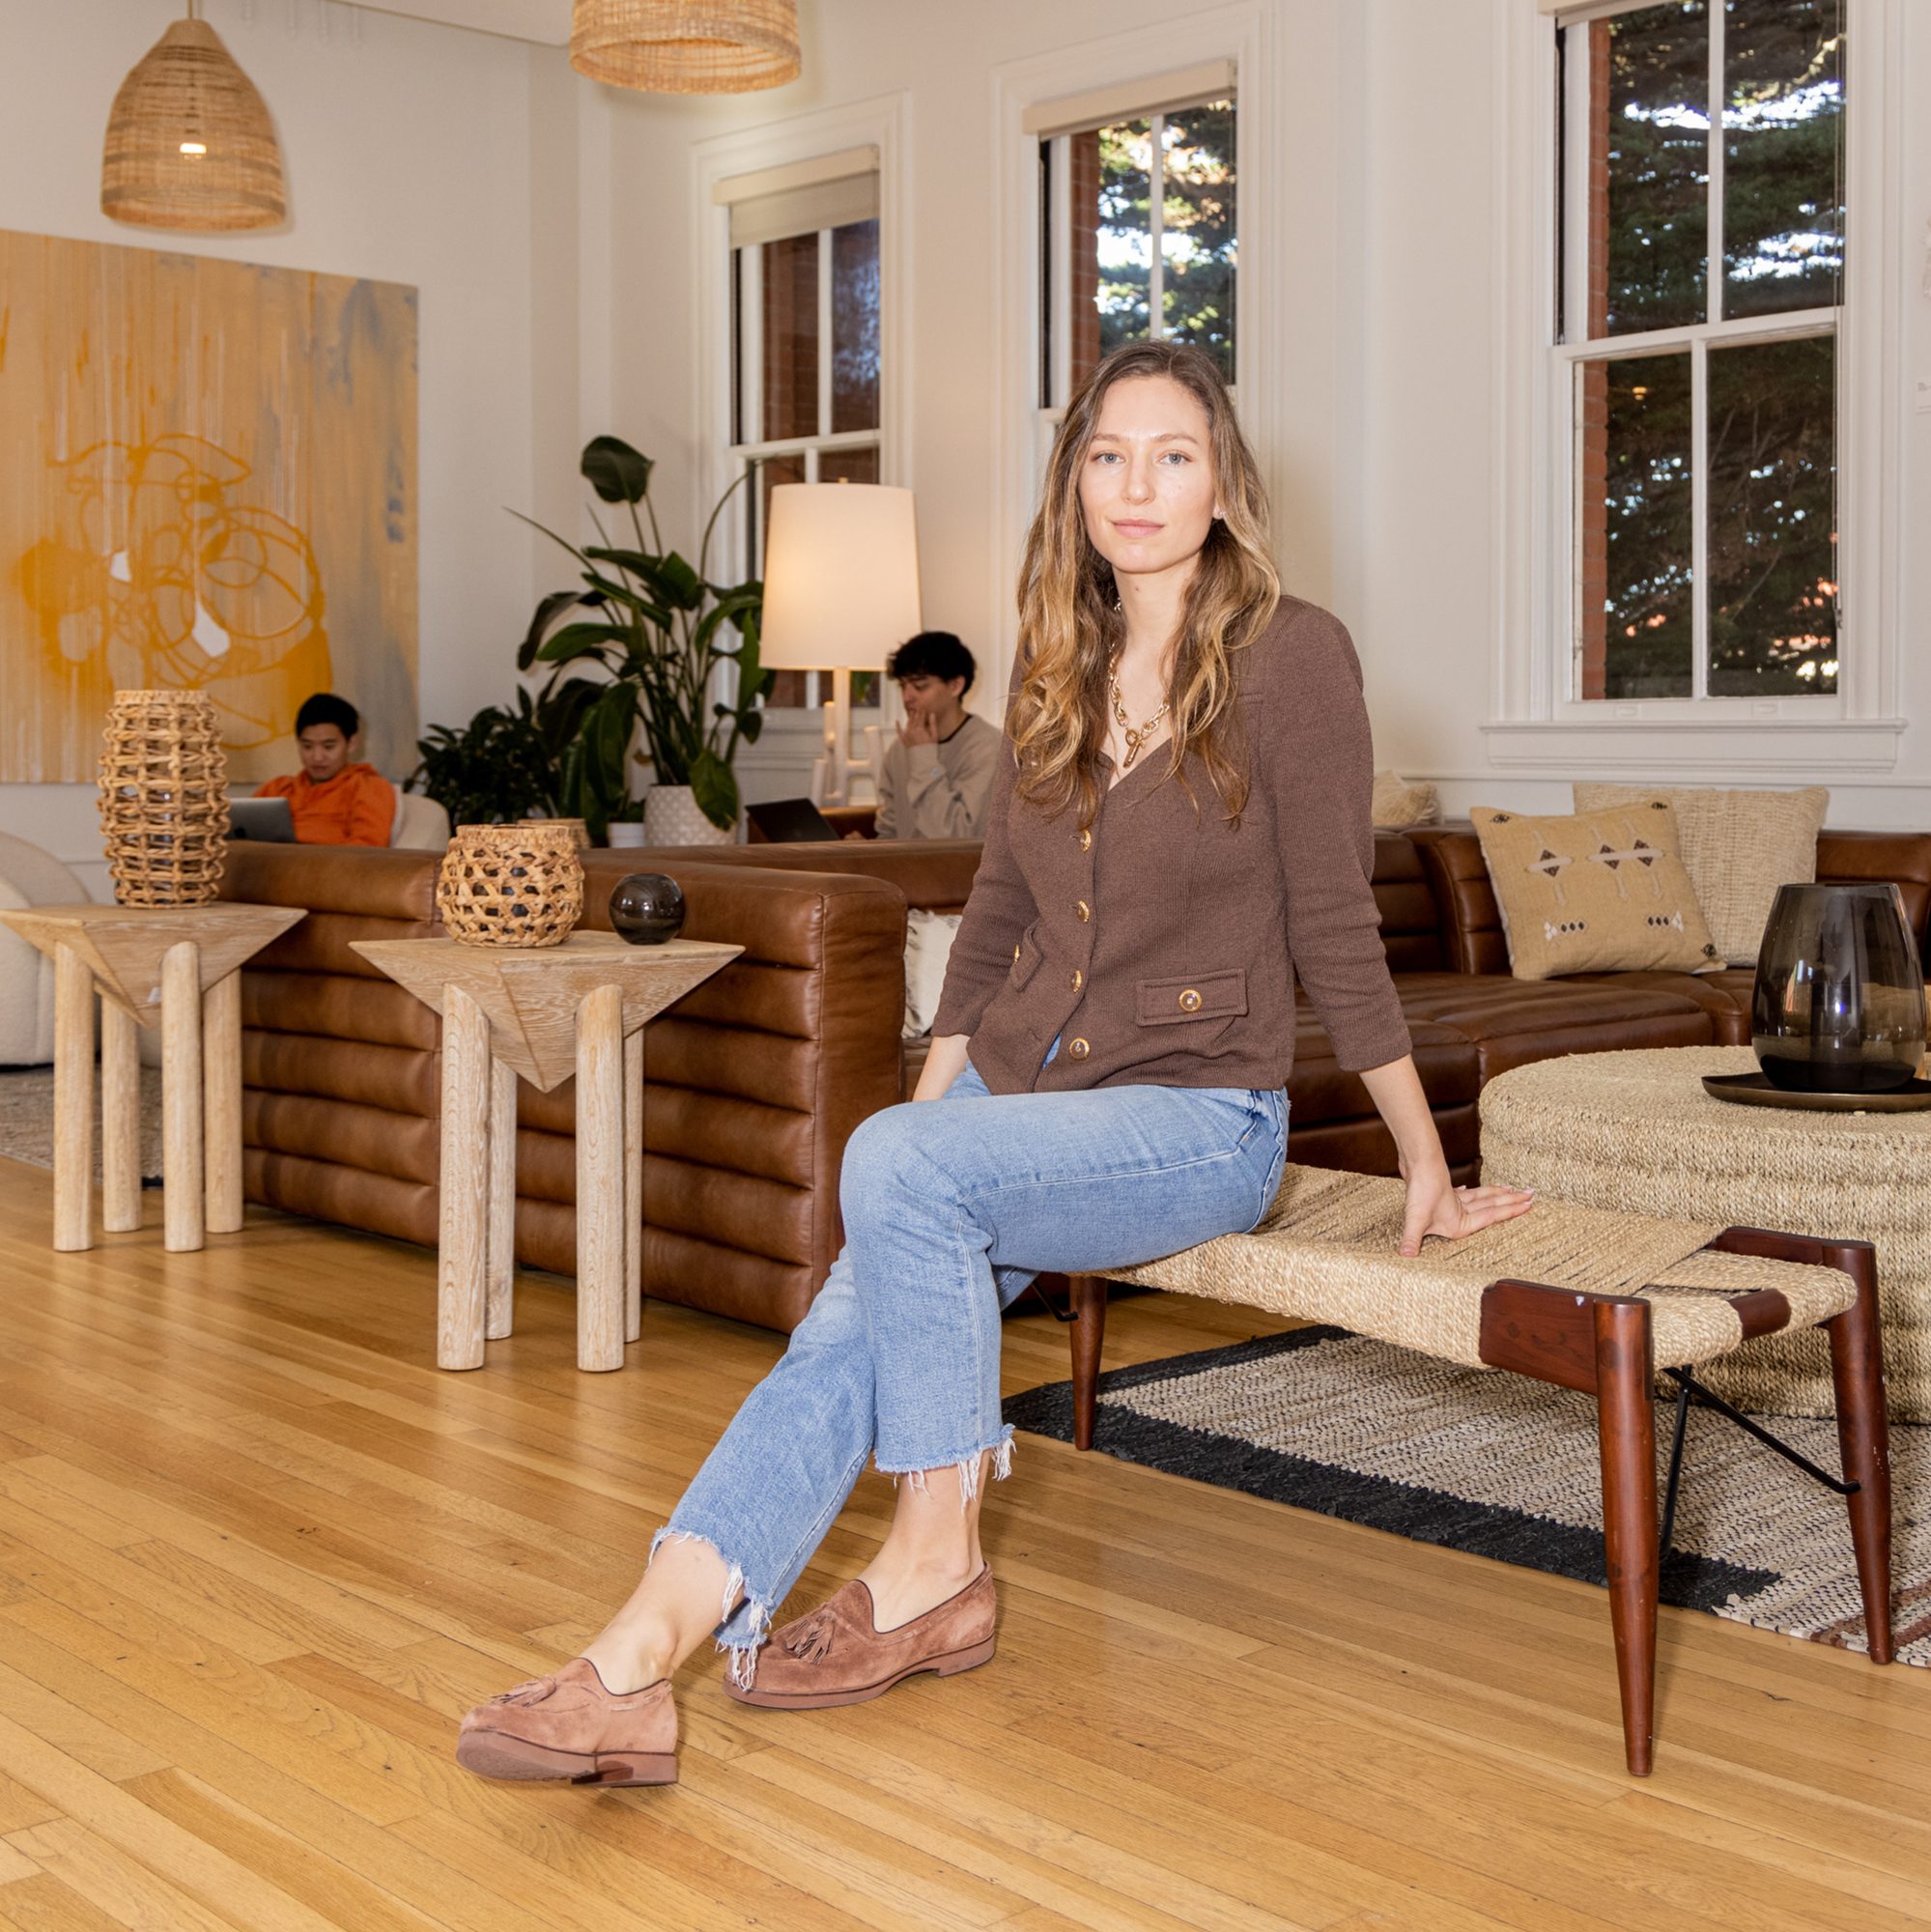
xmin=760 ymin=483 xmax=922 ymax=670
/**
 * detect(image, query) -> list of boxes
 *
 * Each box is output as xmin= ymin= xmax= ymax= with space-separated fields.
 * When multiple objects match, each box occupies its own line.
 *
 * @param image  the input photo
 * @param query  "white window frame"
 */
xmin=1488 ymin=0 xmax=1907 ymax=776
xmin=731 ymin=223 xmax=884 ymax=710
xmin=692 ymin=98 xmax=909 ymax=759
xmin=988 ymin=6 xmax=1278 ymax=699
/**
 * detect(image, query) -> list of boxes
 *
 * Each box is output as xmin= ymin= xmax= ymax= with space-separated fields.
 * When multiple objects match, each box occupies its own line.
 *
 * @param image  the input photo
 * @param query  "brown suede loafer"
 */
xmin=456 ymin=1659 xmax=677 ymax=1786
xmin=726 ymin=1567 xmax=997 ymax=1710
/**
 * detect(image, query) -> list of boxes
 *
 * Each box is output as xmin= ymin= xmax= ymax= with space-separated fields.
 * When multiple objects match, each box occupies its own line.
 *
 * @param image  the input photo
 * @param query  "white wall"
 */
xmin=0 ymin=0 xmax=589 ymax=895
xmin=590 ymin=0 xmax=1929 ymax=833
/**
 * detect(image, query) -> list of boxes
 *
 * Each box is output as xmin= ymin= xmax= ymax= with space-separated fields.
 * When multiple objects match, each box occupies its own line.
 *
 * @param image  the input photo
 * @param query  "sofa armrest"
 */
xmin=1407 ymin=826 xmax=1509 ymax=976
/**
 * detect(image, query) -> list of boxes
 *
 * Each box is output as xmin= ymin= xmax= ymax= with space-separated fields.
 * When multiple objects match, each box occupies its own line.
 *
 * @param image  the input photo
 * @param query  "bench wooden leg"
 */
xmin=1710 ymin=1227 xmax=1894 ymax=1666
xmin=1068 ymin=1274 xmax=1109 ymax=1451
xmin=1594 ymin=1297 xmax=1660 ymax=1777
xmin=1824 ymin=1243 xmax=1893 ymax=1664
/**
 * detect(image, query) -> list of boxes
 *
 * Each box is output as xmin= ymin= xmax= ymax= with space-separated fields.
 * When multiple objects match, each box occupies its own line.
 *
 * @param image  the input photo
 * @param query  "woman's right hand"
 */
xmin=913 ymin=1034 xmax=971 ymax=1102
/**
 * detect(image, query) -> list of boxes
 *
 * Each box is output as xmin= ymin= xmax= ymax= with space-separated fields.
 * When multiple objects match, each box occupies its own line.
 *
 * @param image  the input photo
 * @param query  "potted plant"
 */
xmin=409 ymin=688 xmax=560 ymax=827
xmin=516 ymin=437 xmax=769 ymax=844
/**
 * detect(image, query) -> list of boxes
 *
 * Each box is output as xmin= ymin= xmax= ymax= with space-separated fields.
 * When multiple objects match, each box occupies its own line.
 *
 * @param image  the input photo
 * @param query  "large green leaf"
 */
xmin=534 ymin=621 xmax=630 ymax=665
xmin=652 ymin=552 xmax=703 ymax=611
xmin=585 ymin=578 xmax=673 ymax=632
xmin=693 ymin=587 xmax=762 ymax=658
xmin=688 ymin=748 xmax=740 ymax=831
xmin=532 ymin=673 xmax=604 ymax=754
xmin=518 ymin=589 xmax=599 ymax=672
xmin=582 ymin=436 xmax=653 ymax=505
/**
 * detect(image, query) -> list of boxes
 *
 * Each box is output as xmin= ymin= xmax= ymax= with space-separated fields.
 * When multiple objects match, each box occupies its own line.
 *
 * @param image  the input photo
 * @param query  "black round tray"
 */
xmin=1702 ymin=1071 xmax=1931 ymax=1113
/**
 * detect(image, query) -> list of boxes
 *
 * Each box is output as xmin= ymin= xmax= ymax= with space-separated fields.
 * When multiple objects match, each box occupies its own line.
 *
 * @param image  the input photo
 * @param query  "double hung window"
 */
xmin=1557 ymin=1 xmax=1846 ymax=702
xmin=1031 ymin=63 xmax=1237 ymax=445
xmin=724 ymin=151 xmax=884 ymax=715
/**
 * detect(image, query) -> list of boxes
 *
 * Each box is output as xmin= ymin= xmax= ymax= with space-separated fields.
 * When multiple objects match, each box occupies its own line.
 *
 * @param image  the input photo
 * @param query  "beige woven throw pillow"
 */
xmin=1371 ymin=770 xmax=1438 ymax=829
xmin=1572 ymin=781 xmax=1828 ymax=968
xmin=1471 ymin=801 xmax=1723 ymax=981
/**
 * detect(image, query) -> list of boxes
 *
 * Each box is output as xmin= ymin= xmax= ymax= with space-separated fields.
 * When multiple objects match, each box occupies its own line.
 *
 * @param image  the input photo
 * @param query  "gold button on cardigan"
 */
xmin=931 ymin=597 xmax=1411 ymax=1096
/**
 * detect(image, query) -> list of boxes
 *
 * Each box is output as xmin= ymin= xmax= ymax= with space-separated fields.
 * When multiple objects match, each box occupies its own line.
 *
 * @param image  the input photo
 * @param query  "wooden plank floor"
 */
xmin=0 ymin=1155 xmax=1926 ymax=1931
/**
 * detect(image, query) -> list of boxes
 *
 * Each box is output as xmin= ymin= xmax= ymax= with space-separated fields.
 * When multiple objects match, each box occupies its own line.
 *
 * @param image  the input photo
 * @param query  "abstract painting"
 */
xmin=0 ymin=229 xmax=416 ymax=782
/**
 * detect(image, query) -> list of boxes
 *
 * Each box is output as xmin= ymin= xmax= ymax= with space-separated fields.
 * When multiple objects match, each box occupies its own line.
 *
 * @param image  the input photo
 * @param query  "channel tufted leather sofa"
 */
xmin=221 ymin=823 xmax=1931 ymax=1334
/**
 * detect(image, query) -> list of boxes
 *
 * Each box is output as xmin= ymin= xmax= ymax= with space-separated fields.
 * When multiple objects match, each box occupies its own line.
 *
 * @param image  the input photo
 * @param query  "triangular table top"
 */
xmin=0 ymin=902 xmax=304 ymax=1024
xmin=352 ymin=932 xmax=744 ymax=1091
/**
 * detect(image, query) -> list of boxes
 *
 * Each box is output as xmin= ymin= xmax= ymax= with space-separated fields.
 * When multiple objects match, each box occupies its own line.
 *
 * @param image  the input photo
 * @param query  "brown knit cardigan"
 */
xmin=931 ymin=595 xmax=1412 ymax=1094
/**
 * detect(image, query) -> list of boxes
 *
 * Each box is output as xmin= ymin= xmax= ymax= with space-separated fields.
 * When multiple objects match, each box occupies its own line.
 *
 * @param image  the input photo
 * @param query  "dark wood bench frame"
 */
xmin=1061 ymin=1226 xmax=1893 ymax=1776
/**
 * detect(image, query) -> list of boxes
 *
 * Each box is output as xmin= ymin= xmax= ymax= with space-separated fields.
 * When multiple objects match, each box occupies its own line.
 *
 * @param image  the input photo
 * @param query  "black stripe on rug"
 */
xmin=1004 ymin=1325 xmax=1778 ymax=1613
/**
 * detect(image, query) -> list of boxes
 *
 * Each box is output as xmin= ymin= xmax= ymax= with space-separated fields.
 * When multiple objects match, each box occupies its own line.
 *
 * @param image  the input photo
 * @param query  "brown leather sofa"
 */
xmin=222 ymin=823 xmax=1931 ymax=1333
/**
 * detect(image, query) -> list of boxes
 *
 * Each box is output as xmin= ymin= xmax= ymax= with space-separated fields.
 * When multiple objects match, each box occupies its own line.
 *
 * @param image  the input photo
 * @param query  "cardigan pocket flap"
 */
xmin=1135 ymin=969 xmax=1248 ymax=1027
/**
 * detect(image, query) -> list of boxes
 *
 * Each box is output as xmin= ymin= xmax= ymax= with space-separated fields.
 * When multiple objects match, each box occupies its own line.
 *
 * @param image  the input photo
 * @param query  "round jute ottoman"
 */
xmin=1480 ymin=1045 xmax=1931 ymax=1420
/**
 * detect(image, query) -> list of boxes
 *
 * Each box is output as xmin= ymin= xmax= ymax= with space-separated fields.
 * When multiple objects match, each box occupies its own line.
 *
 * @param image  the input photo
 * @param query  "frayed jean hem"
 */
xmin=876 ymin=1426 xmax=1015 ymax=1507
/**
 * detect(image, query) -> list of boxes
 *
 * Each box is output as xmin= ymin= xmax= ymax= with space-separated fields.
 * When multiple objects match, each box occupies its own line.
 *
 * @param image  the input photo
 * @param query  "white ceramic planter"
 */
xmin=642 ymin=784 xmax=734 ymax=847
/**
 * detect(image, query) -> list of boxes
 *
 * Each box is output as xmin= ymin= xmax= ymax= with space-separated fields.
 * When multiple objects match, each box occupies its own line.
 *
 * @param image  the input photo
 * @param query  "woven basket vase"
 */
xmin=438 ymin=825 xmax=585 ymax=948
xmin=99 ymin=16 xmax=285 ymax=233
xmin=569 ymin=0 xmax=801 ymax=94
xmin=98 ymin=690 xmax=230 ymax=907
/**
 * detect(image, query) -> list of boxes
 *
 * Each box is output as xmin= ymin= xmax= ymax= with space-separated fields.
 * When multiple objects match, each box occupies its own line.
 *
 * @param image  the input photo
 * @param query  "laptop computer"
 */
xmin=745 ymin=797 xmax=841 ymax=843
xmin=226 ymin=796 xmax=297 ymax=841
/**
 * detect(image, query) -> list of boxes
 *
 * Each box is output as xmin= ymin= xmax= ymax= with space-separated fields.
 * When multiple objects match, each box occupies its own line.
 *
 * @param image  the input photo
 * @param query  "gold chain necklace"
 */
xmin=1107 ymin=656 xmax=1170 ymax=771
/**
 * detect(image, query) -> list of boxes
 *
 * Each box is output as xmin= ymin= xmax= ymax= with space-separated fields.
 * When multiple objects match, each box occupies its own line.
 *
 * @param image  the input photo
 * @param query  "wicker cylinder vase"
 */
xmin=437 ymin=825 xmax=585 ymax=948
xmin=98 ymin=690 xmax=230 ymax=906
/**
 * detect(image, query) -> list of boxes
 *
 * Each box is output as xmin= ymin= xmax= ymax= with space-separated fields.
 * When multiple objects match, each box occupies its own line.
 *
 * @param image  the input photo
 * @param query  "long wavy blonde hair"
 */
xmin=1009 ymin=342 xmax=1279 ymax=829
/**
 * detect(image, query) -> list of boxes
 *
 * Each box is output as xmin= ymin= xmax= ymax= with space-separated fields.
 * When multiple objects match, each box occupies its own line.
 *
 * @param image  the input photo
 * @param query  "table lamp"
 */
xmin=760 ymin=482 xmax=922 ymax=807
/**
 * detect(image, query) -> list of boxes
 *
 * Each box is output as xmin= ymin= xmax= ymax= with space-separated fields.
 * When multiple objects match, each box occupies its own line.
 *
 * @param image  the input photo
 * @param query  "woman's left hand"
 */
xmin=1397 ymin=1159 xmax=1535 ymax=1258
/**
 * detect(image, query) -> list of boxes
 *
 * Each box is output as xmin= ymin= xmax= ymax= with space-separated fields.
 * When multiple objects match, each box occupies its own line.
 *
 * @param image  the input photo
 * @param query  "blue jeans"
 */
xmin=656 ymin=1058 xmax=1288 ymax=1682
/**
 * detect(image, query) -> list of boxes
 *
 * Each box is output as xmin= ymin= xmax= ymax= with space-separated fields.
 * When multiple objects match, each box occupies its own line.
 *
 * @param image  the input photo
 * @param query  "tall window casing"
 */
xmin=723 ymin=151 xmax=884 ymax=715
xmin=1030 ymin=63 xmax=1237 ymax=445
xmin=1558 ymin=0 xmax=1845 ymax=703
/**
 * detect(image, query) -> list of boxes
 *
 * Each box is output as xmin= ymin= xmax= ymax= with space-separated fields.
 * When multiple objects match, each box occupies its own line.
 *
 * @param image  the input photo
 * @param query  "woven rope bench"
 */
xmin=1059 ymin=1163 xmax=1894 ymax=1776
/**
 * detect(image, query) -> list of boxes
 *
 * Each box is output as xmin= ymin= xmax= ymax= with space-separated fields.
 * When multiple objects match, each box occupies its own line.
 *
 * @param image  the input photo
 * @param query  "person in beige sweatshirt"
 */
xmin=870 ymin=631 xmax=1001 ymax=839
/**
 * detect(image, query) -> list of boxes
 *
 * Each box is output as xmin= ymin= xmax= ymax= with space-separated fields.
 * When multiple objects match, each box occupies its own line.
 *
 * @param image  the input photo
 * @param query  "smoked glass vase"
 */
xmin=1750 ymin=882 xmax=1926 ymax=1093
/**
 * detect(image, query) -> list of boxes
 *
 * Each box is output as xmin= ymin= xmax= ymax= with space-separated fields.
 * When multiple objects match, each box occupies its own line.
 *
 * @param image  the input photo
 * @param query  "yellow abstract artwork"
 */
xmin=0 ymin=229 xmax=417 ymax=783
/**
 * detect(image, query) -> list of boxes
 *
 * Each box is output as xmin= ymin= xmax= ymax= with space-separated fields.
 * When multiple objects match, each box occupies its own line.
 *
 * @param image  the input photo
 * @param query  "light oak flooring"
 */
xmin=0 ymin=1156 xmax=1927 ymax=1931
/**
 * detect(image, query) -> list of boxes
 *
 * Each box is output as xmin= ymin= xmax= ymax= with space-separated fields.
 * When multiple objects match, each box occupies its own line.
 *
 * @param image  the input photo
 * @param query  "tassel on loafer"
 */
xmin=456 ymin=1658 xmax=677 ymax=1787
xmin=725 ymin=1567 xmax=997 ymax=1710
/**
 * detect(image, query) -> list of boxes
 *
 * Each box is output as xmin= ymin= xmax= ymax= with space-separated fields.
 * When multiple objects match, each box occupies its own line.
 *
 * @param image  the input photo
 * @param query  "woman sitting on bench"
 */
xmin=456 ymin=341 xmax=1534 ymax=1789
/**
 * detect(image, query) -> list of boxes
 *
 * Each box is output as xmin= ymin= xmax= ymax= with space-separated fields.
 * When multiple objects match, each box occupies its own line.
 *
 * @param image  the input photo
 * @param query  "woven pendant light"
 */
xmin=570 ymin=0 xmax=801 ymax=96
xmin=101 ymin=2 xmax=285 ymax=232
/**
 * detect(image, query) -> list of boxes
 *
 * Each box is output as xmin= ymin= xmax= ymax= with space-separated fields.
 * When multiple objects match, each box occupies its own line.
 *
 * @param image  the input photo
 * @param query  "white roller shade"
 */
xmin=715 ymin=145 xmax=880 ymax=250
xmin=1022 ymin=59 xmax=1235 ymax=138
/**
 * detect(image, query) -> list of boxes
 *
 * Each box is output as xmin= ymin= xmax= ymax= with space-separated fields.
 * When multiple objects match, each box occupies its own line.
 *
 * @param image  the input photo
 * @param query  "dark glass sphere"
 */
xmin=609 ymin=872 xmax=686 ymax=946
xmin=1751 ymin=882 xmax=1926 ymax=1093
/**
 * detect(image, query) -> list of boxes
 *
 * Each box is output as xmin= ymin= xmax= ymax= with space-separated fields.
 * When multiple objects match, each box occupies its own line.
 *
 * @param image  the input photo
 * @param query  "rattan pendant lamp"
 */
xmin=569 ymin=0 xmax=801 ymax=95
xmin=101 ymin=0 xmax=285 ymax=231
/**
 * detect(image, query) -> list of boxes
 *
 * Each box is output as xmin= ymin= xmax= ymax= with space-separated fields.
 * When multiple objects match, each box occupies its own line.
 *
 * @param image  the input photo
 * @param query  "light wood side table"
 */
xmin=0 ymin=902 xmax=302 ymax=1253
xmin=352 ymin=932 xmax=741 ymax=1372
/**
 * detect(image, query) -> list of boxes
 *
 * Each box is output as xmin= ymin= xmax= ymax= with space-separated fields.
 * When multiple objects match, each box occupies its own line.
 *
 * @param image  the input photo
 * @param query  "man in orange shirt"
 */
xmin=255 ymin=694 xmax=396 ymax=845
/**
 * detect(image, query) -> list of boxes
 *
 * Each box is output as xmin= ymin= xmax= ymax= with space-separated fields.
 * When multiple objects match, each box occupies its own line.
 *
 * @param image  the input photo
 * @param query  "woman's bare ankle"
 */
xmin=856 ymin=1550 xmax=983 ymax=1633
xmin=580 ymin=1627 xmax=673 ymax=1695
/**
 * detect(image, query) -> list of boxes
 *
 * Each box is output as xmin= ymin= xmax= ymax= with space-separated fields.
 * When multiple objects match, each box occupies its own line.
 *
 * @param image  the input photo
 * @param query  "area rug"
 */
xmin=0 ymin=1065 xmax=163 ymax=1182
xmin=1005 ymin=1325 xmax=1929 ymax=1664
